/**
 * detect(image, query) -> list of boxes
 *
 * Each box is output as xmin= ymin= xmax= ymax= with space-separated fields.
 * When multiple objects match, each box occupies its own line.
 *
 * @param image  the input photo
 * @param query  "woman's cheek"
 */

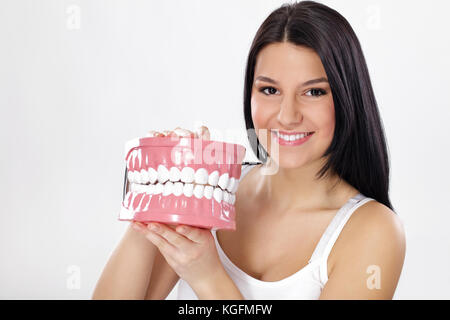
xmin=251 ymin=96 xmax=271 ymax=129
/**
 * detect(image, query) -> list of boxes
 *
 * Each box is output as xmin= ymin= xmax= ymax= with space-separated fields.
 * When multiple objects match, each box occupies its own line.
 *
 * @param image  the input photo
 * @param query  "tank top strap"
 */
xmin=240 ymin=162 xmax=261 ymax=181
xmin=308 ymin=193 xmax=374 ymax=264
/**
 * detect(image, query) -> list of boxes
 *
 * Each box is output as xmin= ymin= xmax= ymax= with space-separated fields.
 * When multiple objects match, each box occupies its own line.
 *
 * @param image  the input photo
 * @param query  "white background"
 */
xmin=1 ymin=0 xmax=449 ymax=299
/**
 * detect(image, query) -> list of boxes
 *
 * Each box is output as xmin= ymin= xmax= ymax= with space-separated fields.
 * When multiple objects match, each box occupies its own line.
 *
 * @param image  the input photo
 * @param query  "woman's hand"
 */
xmin=134 ymin=125 xmax=224 ymax=290
xmin=146 ymin=125 xmax=210 ymax=140
xmin=131 ymin=221 xmax=225 ymax=292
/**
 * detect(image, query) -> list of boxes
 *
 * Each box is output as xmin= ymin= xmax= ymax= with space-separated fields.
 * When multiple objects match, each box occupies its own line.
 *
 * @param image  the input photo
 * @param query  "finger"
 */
xmin=173 ymin=127 xmax=196 ymax=138
xmin=195 ymin=125 xmax=210 ymax=140
xmin=131 ymin=221 xmax=146 ymax=232
xmin=175 ymin=225 xmax=205 ymax=244
xmin=146 ymin=130 xmax=165 ymax=137
xmin=143 ymin=225 xmax=179 ymax=255
xmin=148 ymin=223 xmax=194 ymax=248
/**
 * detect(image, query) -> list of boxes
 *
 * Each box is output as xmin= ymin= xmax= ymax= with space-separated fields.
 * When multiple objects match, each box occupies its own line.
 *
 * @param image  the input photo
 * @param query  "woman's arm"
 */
xmin=92 ymin=223 xmax=159 ymax=299
xmin=191 ymin=267 xmax=245 ymax=300
xmin=319 ymin=201 xmax=406 ymax=299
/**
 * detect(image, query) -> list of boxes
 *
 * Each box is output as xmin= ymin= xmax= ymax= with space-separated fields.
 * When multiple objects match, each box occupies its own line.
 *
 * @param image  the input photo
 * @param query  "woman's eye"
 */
xmin=305 ymin=88 xmax=327 ymax=97
xmin=259 ymin=87 xmax=279 ymax=96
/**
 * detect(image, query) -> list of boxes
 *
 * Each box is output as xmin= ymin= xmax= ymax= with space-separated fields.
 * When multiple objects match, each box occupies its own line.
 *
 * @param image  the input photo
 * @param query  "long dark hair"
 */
xmin=243 ymin=0 xmax=394 ymax=211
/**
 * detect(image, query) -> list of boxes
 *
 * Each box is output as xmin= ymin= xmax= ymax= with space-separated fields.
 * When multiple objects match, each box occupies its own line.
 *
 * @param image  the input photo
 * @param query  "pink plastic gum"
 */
xmin=118 ymin=136 xmax=246 ymax=231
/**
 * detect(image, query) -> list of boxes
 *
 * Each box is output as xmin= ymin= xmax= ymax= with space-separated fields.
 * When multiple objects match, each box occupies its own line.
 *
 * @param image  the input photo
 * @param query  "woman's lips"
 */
xmin=271 ymin=130 xmax=315 ymax=146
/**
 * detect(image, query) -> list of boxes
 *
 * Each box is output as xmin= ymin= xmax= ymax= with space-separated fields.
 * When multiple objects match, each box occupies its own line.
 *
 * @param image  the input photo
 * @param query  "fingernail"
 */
xmin=148 ymin=223 xmax=159 ymax=231
xmin=132 ymin=223 xmax=141 ymax=230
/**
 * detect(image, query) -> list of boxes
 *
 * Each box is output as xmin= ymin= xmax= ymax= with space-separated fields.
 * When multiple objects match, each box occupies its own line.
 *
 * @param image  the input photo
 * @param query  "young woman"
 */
xmin=93 ymin=1 xmax=405 ymax=300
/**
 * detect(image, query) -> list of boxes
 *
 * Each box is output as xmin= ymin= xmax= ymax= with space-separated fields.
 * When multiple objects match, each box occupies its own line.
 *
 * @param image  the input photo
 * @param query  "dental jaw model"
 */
xmin=119 ymin=135 xmax=246 ymax=231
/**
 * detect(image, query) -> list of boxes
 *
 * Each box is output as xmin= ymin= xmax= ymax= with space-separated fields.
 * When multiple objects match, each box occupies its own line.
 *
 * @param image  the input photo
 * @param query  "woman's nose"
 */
xmin=277 ymin=98 xmax=302 ymax=127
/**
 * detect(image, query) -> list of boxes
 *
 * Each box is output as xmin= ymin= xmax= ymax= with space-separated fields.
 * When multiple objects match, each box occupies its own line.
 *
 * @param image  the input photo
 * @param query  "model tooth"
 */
xmin=148 ymin=167 xmax=158 ymax=184
xmin=169 ymin=167 xmax=181 ymax=182
xmin=181 ymin=167 xmax=195 ymax=183
xmin=226 ymin=177 xmax=235 ymax=193
xmin=195 ymin=168 xmax=209 ymax=185
xmin=163 ymin=181 xmax=174 ymax=196
xmin=129 ymin=171 xmax=137 ymax=183
xmin=208 ymin=170 xmax=219 ymax=186
xmin=143 ymin=184 xmax=155 ymax=195
xmin=230 ymin=194 xmax=236 ymax=205
xmin=213 ymin=187 xmax=223 ymax=203
xmin=140 ymin=169 xmax=150 ymax=184
xmin=193 ymin=184 xmax=204 ymax=199
xmin=127 ymin=170 xmax=133 ymax=182
xmin=129 ymin=183 xmax=137 ymax=192
xmin=183 ymin=183 xmax=194 ymax=197
xmin=218 ymin=173 xmax=229 ymax=190
xmin=173 ymin=182 xmax=183 ymax=196
xmin=204 ymin=185 xmax=213 ymax=199
xmin=137 ymin=184 xmax=145 ymax=193
xmin=232 ymin=180 xmax=240 ymax=194
xmin=157 ymin=165 xmax=169 ymax=183
xmin=137 ymin=170 xmax=144 ymax=184
xmin=223 ymin=191 xmax=230 ymax=204
xmin=154 ymin=183 xmax=164 ymax=194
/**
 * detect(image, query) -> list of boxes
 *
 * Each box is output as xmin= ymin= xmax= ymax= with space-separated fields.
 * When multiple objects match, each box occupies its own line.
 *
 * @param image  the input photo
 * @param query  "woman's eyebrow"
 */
xmin=255 ymin=76 xmax=329 ymax=87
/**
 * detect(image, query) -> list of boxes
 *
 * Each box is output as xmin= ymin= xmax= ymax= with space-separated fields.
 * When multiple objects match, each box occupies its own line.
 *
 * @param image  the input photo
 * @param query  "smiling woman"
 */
xmin=196 ymin=0 xmax=404 ymax=300
xmin=93 ymin=0 xmax=405 ymax=301
xmin=244 ymin=1 xmax=393 ymax=211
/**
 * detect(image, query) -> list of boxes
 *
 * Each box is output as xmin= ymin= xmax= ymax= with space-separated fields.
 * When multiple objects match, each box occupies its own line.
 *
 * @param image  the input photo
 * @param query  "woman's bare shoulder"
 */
xmin=332 ymin=199 xmax=406 ymax=274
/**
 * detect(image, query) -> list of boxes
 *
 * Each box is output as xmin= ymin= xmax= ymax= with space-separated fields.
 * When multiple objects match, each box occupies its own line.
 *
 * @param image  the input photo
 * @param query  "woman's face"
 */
xmin=251 ymin=42 xmax=335 ymax=169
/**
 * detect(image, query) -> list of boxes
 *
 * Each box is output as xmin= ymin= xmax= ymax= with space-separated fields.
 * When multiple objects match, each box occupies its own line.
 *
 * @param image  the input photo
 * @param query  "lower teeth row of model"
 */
xmin=128 ymin=182 xmax=236 ymax=204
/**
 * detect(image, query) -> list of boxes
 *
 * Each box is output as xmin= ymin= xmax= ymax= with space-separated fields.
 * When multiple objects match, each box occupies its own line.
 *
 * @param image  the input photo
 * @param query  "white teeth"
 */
xmin=133 ymin=171 xmax=140 ymax=183
xmin=181 ymin=167 xmax=195 ymax=183
xmin=157 ymin=165 xmax=169 ymax=183
xmin=277 ymin=132 xmax=308 ymax=141
xmin=208 ymin=170 xmax=219 ymax=186
xmin=140 ymin=169 xmax=149 ymax=184
xmin=195 ymin=168 xmax=209 ymax=185
xmin=143 ymin=184 xmax=155 ymax=194
xmin=173 ymin=182 xmax=183 ymax=196
xmin=223 ymin=191 xmax=230 ymax=203
xmin=193 ymin=184 xmax=204 ymax=199
xmin=148 ymin=167 xmax=158 ymax=184
xmin=231 ymin=180 xmax=240 ymax=194
xmin=163 ymin=181 xmax=173 ymax=196
xmin=226 ymin=177 xmax=235 ymax=193
xmin=218 ymin=173 xmax=229 ymax=190
xmin=169 ymin=167 xmax=181 ymax=182
xmin=128 ymin=166 xmax=240 ymax=203
xmin=204 ymin=186 xmax=213 ymax=199
xmin=230 ymin=194 xmax=236 ymax=205
xmin=154 ymin=183 xmax=164 ymax=194
xmin=213 ymin=188 xmax=223 ymax=203
xmin=183 ymin=183 xmax=194 ymax=197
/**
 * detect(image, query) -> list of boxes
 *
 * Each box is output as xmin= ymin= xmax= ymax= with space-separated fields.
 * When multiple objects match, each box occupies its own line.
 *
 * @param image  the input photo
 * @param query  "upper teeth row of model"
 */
xmin=274 ymin=131 xmax=310 ymax=141
xmin=127 ymin=166 xmax=239 ymax=193
xmin=128 ymin=182 xmax=236 ymax=204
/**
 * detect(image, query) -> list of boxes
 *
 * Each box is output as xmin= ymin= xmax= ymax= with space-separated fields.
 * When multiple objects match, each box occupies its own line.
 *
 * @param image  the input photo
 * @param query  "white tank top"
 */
xmin=176 ymin=163 xmax=374 ymax=299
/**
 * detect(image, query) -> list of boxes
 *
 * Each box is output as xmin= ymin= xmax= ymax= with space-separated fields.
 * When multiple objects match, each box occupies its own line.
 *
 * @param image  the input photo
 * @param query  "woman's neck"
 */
xmin=253 ymin=157 xmax=356 ymax=214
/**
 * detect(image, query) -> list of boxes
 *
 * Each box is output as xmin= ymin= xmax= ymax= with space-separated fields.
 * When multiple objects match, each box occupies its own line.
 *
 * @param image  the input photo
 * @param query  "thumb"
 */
xmin=194 ymin=125 xmax=210 ymax=140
